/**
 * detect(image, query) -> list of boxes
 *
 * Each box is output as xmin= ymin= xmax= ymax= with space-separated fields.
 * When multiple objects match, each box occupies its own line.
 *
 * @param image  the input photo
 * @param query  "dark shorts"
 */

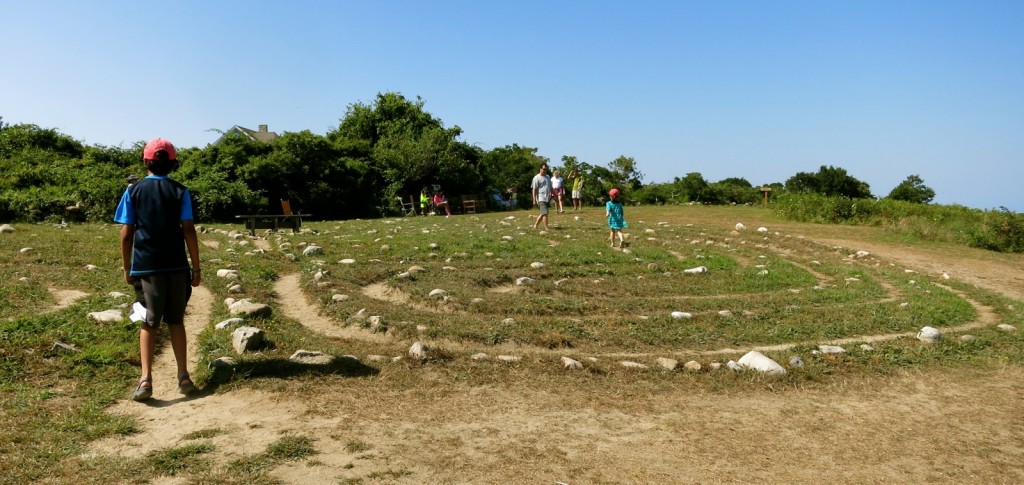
xmin=136 ymin=272 xmax=190 ymax=327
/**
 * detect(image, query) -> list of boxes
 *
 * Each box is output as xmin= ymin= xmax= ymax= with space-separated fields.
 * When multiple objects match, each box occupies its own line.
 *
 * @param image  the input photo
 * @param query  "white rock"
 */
xmin=683 ymin=360 xmax=702 ymax=371
xmin=339 ymin=258 xmax=356 ymax=264
xmin=215 ymin=317 xmax=245 ymax=330
xmin=917 ymin=326 xmax=943 ymax=343
xmin=332 ymin=294 xmax=350 ymax=302
xmin=88 ymin=309 xmax=122 ymax=323
xmin=502 ymin=318 xmax=516 ymax=325
xmin=860 ymin=344 xmax=875 ymax=351
xmin=497 ymin=355 xmax=521 ymax=363
xmin=735 ymin=223 xmax=746 ymax=231
xmin=757 ymin=227 xmax=768 ymax=233
xmin=515 ymin=277 xmax=534 ymax=286
xmin=959 ymin=335 xmax=976 ymax=342
xmin=228 ymin=284 xmax=243 ymax=293
xmin=229 ymin=300 xmax=272 ymax=318
xmin=367 ymin=315 xmax=386 ymax=332
xmin=302 ymin=245 xmax=324 ymax=256
xmin=737 ymin=351 xmax=786 ymax=375
xmin=107 ymin=291 xmax=128 ymax=298
xmin=20 ymin=247 xmax=33 ymax=254
xmin=442 ymin=266 xmax=456 ymax=271
xmin=366 ymin=355 xmax=391 ymax=363
xmin=216 ymin=269 xmax=238 ymax=278
xmin=470 ymin=297 xmax=485 ymax=304
xmin=409 ymin=341 xmax=430 ymax=360
xmin=471 ymin=353 xmax=490 ymax=361
xmin=428 ymin=289 xmax=448 ymax=299
xmin=709 ymin=362 xmax=723 ymax=370
xmin=657 ymin=357 xmax=678 ymax=371
xmin=561 ymin=357 xmax=583 ymax=370
xmin=554 ymin=279 xmax=569 ymax=286
xmin=817 ymin=345 xmax=846 ymax=354
xmin=502 ymin=236 xmax=513 ymax=241
xmin=717 ymin=310 xmax=733 ymax=318
xmin=0 ymin=224 xmax=15 ymax=233
xmin=942 ymin=272 xmax=950 ymax=279
xmin=855 ymin=250 xmax=871 ymax=258
xmin=726 ymin=360 xmax=743 ymax=371
xmin=789 ymin=356 xmax=804 ymax=367
xmin=84 ymin=264 xmax=99 ymax=271
xmin=289 ymin=350 xmax=334 ymax=365
xmin=683 ymin=266 xmax=708 ymax=274
xmin=997 ymin=324 xmax=1017 ymax=332
xmin=670 ymin=311 xmax=692 ymax=319
xmin=232 ymin=326 xmax=265 ymax=353
xmin=530 ymin=262 xmax=545 ymax=269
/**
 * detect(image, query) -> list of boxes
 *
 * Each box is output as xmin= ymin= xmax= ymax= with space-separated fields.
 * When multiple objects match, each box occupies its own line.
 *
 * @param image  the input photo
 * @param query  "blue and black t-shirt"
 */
xmin=113 ymin=175 xmax=195 ymax=276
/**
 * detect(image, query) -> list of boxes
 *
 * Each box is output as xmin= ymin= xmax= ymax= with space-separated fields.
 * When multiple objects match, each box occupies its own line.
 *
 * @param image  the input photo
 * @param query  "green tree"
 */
xmin=479 ymin=144 xmax=547 ymax=208
xmin=887 ymin=174 xmax=935 ymax=204
xmin=785 ymin=165 xmax=873 ymax=199
xmin=674 ymin=172 xmax=711 ymax=202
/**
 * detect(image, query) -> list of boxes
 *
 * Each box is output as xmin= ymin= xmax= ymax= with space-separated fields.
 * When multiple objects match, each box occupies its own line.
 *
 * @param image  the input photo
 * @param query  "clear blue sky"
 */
xmin=3 ymin=1 xmax=1022 ymax=211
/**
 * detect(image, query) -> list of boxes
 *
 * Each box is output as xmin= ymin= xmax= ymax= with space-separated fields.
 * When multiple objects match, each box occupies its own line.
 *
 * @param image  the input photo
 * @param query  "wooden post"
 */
xmin=760 ymin=187 xmax=772 ymax=207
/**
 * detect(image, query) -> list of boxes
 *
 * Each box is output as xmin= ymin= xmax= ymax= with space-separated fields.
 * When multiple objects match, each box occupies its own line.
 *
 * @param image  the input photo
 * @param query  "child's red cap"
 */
xmin=143 ymin=138 xmax=177 ymax=161
xmin=609 ymin=188 xmax=620 ymax=198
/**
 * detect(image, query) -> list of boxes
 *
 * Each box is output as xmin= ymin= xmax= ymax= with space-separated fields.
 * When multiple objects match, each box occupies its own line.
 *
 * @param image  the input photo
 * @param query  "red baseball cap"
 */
xmin=143 ymin=138 xmax=177 ymax=161
xmin=609 ymin=188 xmax=620 ymax=198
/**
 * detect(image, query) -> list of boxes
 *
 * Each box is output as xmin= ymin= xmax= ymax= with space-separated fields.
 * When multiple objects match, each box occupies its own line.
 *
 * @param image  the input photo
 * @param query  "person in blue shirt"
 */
xmin=606 ymin=188 xmax=628 ymax=248
xmin=114 ymin=138 xmax=202 ymax=401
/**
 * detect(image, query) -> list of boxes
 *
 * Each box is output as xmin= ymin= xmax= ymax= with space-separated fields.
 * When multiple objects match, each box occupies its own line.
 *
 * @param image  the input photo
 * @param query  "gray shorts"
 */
xmin=572 ymin=189 xmax=582 ymax=199
xmin=137 ymin=272 xmax=189 ymax=326
xmin=538 ymin=201 xmax=550 ymax=216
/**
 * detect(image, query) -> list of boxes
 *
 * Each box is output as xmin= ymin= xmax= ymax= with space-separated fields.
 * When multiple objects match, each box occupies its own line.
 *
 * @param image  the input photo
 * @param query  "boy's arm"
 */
xmin=120 ymin=224 xmax=135 ymax=284
xmin=182 ymin=220 xmax=202 ymax=287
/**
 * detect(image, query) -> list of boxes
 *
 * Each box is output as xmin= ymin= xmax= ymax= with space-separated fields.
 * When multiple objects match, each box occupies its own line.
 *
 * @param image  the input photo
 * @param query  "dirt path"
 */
xmin=83 ymin=239 xmax=1024 ymax=483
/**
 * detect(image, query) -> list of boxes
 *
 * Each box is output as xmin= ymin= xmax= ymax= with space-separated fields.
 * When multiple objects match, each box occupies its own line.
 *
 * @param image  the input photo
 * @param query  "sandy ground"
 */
xmin=83 ymin=235 xmax=1024 ymax=483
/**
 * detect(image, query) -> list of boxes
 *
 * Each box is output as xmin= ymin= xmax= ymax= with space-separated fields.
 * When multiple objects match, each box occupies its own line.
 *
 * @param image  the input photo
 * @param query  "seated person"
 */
xmin=420 ymin=188 xmax=431 ymax=216
xmin=433 ymin=190 xmax=451 ymax=217
xmin=491 ymin=190 xmax=513 ymax=209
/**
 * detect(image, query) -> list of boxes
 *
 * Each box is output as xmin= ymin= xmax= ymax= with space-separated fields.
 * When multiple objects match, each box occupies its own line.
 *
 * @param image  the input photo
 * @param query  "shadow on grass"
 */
xmin=140 ymin=356 xmax=378 ymax=408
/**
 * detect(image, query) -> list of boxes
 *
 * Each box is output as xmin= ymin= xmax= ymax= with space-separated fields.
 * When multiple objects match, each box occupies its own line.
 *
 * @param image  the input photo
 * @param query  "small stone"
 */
xmin=561 ymin=357 xmax=583 ymax=370
xmin=757 ymin=227 xmax=768 ymax=233
xmin=657 ymin=357 xmax=678 ymax=371
xmin=232 ymin=326 xmax=265 ymax=353
xmin=366 ymin=355 xmax=391 ymax=363
xmin=997 ymin=324 xmax=1017 ymax=332
xmin=428 ymin=289 xmax=448 ymax=299
xmin=409 ymin=341 xmax=430 ymax=360
xmin=959 ymin=335 xmax=976 ymax=342
xmin=737 ymin=351 xmax=786 ymax=375
xmin=817 ymin=345 xmax=845 ymax=354
xmin=88 ymin=309 xmax=122 ymax=323
xmin=717 ymin=310 xmax=733 ymax=318
xmin=108 ymin=291 xmax=128 ymax=298
xmin=367 ymin=315 xmax=386 ymax=333
xmin=289 ymin=350 xmax=334 ymax=365
xmin=332 ymin=294 xmax=350 ymax=302
xmin=209 ymin=356 xmax=236 ymax=371
xmin=855 ymin=250 xmax=870 ymax=258
xmin=229 ymin=300 xmax=272 ymax=318
xmin=683 ymin=360 xmax=702 ymax=371
xmin=789 ymin=356 xmax=804 ymax=367
xmin=515 ymin=277 xmax=534 ymax=286
xmin=502 ymin=318 xmax=516 ymax=325
xmin=339 ymin=258 xmax=356 ymax=264
xmin=216 ymin=269 xmax=238 ymax=278
xmin=19 ymin=247 xmax=33 ymax=254
xmin=215 ymin=317 xmax=245 ymax=330
xmin=228 ymin=285 xmax=243 ymax=293
xmin=471 ymin=298 xmax=485 ymax=304
xmin=554 ymin=279 xmax=569 ymax=286
xmin=497 ymin=355 xmax=521 ymax=363
xmin=647 ymin=263 xmax=658 ymax=271
xmin=916 ymin=326 xmax=943 ymax=343
xmin=530 ymin=262 xmax=545 ymax=269
xmin=726 ymin=360 xmax=742 ymax=371
xmin=302 ymin=245 xmax=324 ymax=256
xmin=709 ymin=362 xmax=723 ymax=370
xmin=859 ymin=344 xmax=875 ymax=351
xmin=85 ymin=264 xmax=100 ymax=271
xmin=735 ymin=223 xmax=746 ymax=231
xmin=471 ymin=353 xmax=490 ymax=361
xmin=683 ymin=266 xmax=708 ymax=274
xmin=408 ymin=265 xmax=427 ymax=273
xmin=0 ymin=224 xmax=15 ymax=234
xmin=670 ymin=311 xmax=692 ymax=319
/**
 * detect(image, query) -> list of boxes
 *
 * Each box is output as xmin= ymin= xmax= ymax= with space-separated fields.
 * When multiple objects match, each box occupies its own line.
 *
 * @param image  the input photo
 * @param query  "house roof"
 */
xmin=226 ymin=124 xmax=279 ymax=143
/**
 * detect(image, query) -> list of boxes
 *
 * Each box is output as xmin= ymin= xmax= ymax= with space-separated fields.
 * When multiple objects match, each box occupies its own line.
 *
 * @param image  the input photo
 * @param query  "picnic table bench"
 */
xmin=235 ymin=199 xmax=310 ymax=236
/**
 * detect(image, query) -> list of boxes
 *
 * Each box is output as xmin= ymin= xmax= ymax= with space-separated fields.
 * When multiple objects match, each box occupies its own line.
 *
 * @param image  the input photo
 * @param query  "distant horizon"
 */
xmin=3 ymin=1 xmax=1021 ymax=211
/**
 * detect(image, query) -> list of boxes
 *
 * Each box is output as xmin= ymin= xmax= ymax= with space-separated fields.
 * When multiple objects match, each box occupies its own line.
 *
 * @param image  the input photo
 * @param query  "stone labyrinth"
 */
xmin=206 ymin=213 xmax=1014 ymax=375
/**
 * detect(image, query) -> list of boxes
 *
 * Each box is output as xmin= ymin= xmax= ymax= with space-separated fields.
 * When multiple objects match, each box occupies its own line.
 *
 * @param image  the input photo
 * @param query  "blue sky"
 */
xmin=3 ymin=1 xmax=1022 ymax=211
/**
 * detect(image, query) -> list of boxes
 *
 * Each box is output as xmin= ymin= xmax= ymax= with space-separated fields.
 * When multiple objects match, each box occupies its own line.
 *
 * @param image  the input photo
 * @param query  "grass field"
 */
xmin=2 ymin=205 xmax=1022 ymax=483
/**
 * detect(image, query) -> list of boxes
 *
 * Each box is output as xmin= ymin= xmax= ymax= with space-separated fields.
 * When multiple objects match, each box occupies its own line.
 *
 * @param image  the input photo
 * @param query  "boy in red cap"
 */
xmin=606 ymin=188 xmax=628 ymax=248
xmin=114 ymin=138 xmax=202 ymax=401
